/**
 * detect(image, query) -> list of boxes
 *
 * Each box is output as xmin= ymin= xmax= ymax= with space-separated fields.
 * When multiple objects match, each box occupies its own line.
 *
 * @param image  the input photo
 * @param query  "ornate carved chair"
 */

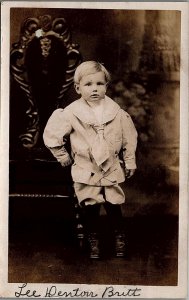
xmin=10 ymin=15 xmax=84 ymax=246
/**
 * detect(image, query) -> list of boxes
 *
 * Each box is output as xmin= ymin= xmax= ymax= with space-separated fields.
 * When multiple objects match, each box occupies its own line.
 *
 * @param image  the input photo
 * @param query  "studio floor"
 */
xmin=9 ymin=217 xmax=178 ymax=285
xmin=8 ymin=180 xmax=178 ymax=286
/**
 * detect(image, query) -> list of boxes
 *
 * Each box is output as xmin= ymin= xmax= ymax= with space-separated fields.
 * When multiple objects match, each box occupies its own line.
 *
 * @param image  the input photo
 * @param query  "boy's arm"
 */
xmin=48 ymin=146 xmax=73 ymax=167
xmin=43 ymin=108 xmax=73 ymax=167
xmin=121 ymin=110 xmax=138 ymax=176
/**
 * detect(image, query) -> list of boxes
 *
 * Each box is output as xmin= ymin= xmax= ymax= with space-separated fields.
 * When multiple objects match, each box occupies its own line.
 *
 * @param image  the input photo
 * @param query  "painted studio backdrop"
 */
xmin=9 ymin=8 xmax=180 ymax=285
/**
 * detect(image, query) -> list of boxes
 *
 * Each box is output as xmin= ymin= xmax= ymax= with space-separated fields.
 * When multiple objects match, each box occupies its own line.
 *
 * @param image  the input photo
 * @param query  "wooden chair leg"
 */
xmin=73 ymin=195 xmax=85 ymax=248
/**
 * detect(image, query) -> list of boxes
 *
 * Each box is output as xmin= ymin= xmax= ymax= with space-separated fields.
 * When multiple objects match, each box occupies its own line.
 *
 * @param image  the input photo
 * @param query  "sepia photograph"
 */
xmin=0 ymin=1 xmax=188 ymax=298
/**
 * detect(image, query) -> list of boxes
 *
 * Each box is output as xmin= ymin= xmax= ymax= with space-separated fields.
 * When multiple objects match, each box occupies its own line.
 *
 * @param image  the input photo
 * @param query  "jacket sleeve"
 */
xmin=43 ymin=108 xmax=72 ymax=164
xmin=121 ymin=110 xmax=138 ymax=170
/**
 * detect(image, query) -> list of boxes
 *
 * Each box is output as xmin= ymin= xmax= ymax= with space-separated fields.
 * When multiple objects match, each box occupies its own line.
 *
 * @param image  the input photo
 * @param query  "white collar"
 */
xmin=70 ymin=96 xmax=121 ymax=125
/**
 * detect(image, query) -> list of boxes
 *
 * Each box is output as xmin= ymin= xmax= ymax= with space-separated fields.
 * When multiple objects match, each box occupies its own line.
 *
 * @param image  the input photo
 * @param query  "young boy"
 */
xmin=43 ymin=61 xmax=137 ymax=259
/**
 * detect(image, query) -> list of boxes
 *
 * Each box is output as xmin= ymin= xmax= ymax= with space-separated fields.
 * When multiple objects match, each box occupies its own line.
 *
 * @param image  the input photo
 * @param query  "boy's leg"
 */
xmin=82 ymin=204 xmax=101 ymax=259
xmin=103 ymin=184 xmax=125 ymax=232
xmin=82 ymin=204 xmax=101 ymax=234
xmin=73 ymin=183 xmax=105 ymax=259
xmin=103 ymin=201 xmax=123 ymax=232
xmin=104 ymin=186 xmax=126 ymax=257
xmin=104 ymin=202 xmax=126 ymax=257
xmin=74 ymin=183 xmax=104 ymax=233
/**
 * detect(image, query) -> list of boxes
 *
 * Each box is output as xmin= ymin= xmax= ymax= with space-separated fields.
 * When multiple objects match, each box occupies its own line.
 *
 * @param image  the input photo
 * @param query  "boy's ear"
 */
xmin=74 ymin=83 xmax=81 ymax=94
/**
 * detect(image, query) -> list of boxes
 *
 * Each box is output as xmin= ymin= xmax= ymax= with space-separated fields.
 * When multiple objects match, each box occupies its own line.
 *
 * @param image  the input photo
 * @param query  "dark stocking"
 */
xmin=103 ymin=202 xmax=124 ymax=232
xmin=82 ymin=204 xmax=101 ymax=234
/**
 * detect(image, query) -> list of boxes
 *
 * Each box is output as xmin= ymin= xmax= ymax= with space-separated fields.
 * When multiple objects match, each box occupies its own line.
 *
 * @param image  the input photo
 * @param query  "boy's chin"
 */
xmin=86 ymin=97 xmax=105 ymax=102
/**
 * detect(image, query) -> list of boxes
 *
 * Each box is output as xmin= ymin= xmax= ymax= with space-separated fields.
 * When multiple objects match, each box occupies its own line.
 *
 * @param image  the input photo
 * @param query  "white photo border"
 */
xmin=0 ymin=1 xmax=188 ymax=298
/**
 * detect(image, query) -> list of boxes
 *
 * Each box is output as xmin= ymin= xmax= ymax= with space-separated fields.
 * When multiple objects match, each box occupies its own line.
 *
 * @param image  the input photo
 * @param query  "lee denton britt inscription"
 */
xmin=15 ymin=283 xmax=142 ymax=298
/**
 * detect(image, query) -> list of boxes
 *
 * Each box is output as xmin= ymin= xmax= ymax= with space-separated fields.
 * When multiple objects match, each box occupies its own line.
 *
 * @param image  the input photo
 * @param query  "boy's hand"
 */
xmin=125 ymin=168 xmax=136 ymax=178
xmin=60 ymin=156 xmax=72 ymax=167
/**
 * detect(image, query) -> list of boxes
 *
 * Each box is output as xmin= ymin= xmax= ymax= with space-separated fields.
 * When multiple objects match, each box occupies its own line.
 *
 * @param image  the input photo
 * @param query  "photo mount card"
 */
xmin=0 ymin=1 xmax=188 ymax=299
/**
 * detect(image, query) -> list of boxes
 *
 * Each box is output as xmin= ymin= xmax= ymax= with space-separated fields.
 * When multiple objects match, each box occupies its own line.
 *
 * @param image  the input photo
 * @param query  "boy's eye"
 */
xmin=83 ymin=81 xmax=105 ymax=86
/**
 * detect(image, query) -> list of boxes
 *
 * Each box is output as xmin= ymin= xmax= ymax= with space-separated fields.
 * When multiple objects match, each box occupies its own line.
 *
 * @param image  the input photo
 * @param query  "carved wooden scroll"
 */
xmin=10 ymin=15 xmax=82 ymax=148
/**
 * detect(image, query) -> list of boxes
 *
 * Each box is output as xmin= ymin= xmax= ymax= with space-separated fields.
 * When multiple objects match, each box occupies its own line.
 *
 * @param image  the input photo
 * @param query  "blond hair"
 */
xmin=74 ymin=61 xmax=111 ymax=84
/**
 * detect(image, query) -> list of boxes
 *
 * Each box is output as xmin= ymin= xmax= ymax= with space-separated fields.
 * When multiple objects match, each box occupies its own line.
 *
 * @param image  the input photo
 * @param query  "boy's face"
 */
xmin=75 ymin=71 xmax=107 ymax=102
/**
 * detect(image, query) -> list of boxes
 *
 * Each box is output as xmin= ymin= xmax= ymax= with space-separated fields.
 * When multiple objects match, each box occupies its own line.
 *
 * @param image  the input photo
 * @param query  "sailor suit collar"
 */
xmin=71 ymin=96 xmax=120 ymax=125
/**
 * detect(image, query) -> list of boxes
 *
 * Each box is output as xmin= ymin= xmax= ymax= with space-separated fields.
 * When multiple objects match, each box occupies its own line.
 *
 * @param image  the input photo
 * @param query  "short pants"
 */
xmin=74 ymin=182 xmax=125 ymax=206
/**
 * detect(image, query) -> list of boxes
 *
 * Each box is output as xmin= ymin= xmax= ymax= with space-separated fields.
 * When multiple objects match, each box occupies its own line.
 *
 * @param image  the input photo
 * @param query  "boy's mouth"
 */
xmin=91 ymin=94 xmax=99 ymax=98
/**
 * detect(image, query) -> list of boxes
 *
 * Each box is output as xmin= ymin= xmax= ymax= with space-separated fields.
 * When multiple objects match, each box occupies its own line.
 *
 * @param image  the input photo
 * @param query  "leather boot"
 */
xmin=115 ymin=231 xmax=126 ymax=257
xmin=87 ymin=233 xmax=100 ymax=259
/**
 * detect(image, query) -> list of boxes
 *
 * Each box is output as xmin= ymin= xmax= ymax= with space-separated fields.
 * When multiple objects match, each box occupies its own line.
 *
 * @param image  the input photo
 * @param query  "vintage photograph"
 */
xmin=0 ymin=1 xmax=188 ymax=298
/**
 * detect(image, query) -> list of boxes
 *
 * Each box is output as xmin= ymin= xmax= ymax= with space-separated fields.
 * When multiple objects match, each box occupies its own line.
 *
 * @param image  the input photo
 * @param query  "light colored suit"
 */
xmin=43 ymin=96 xmax=137 ymax=205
